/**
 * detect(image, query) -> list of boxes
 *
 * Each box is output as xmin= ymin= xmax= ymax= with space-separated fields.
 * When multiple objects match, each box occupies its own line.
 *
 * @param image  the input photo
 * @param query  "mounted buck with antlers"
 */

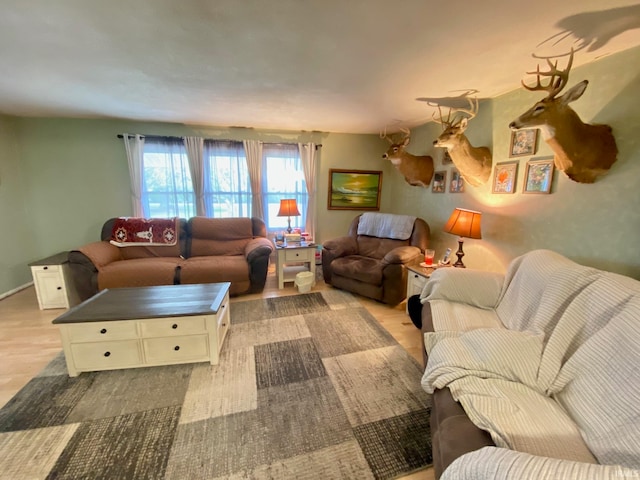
xmin=509 ymin=49 xmax=617 ymax=183
xmin=432 ymin=98 xmax=492 ymax=186
xmin=381 ymin=128 xmax=434 ymax=187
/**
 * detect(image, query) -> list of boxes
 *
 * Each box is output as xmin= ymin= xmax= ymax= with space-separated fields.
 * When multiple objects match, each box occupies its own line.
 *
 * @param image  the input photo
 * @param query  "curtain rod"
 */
xmin=117 ymin=134 xmax=322 ymax=148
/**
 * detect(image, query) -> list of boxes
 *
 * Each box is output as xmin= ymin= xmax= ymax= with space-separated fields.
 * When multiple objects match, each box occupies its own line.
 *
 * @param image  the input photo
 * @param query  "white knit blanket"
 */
xmin=421 ymin=249 xmax=640 ymax=477
xmin=356 ymin=213 xmax=416 ymax=240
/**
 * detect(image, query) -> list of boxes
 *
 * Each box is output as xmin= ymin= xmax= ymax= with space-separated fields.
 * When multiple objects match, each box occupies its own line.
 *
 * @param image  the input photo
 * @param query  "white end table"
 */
xmin=275 ymin=243 xmax=316 ymax=289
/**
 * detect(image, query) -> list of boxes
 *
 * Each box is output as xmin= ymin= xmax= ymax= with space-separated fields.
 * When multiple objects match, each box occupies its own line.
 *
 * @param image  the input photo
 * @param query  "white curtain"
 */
xmin=183 ymin=136 xmax=205 ymax=216
xmin=243 ymin=139 xmax=264 ymax=220
xmin=122 ymin=133 xmax=145 ymax=217
xmin=299 ymin=142 xmax=318 ymax=240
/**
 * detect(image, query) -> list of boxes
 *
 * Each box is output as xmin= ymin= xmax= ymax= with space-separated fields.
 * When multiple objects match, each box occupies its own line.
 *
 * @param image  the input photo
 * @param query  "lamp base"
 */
xmin=453 ymin=238 xmax=466 ymax=268
xmin=286 ymin=217 xmax=292 ymax=234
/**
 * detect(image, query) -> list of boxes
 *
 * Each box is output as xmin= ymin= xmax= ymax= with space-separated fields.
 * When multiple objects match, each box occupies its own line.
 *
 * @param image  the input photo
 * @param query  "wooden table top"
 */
xmin=53 ymin=283 xmax=230 ymax=324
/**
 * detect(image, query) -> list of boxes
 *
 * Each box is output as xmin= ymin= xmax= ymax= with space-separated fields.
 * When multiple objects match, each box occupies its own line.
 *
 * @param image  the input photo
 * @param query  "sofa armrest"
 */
xmin=245 ymin=237 xmax=274 ymax=293
xmin=441 ymin=446 xmax=637 ymax=480
xmin=421 ymin=268 xmax=505 ymax=310
xmin=78 ymin=241 xmax=122 ymax=268
xmin=382 ymin=246 xmax=422 ymax=265
xmin=245 ymin=237 xmax=274 ymax=262
xmin=322 ymin=236 xmax=358 ymax=259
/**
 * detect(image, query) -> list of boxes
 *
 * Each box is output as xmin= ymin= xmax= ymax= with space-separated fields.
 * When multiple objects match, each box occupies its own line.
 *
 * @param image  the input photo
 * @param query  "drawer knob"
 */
xmin=104 ymin=351 xmax=111 ymax=357
xmin=100 ymin=328 xmax=107 ymax=334
xmin=43 ymin=266 xmax=48 ymax=270
xmin=174 ymin=346 xmax=180 ymax=351
xmin=172 ymin=324 xmax=178 ymax=329
xmin=57 ymin=286 xmax=62 ymax=290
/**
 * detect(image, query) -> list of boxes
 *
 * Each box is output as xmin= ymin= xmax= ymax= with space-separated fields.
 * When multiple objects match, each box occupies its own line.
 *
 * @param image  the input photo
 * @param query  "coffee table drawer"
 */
xmin=139 ymin=316 xmax=206 ymax=338
xmin=66 ymin=321 xmax=138 ymax=342
xmin=71 ymin=340 xmax=141 ymax=370
xmin=143 ymin=334 xmax=209 ymax=363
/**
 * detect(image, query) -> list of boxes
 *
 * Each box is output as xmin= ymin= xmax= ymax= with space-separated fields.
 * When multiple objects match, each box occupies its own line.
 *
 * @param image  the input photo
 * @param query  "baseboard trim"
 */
xmin=0 ymin=282 xmax=33 ymax=301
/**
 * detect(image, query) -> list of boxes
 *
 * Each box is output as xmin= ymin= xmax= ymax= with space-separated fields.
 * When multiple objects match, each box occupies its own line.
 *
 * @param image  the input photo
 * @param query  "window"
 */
xmin=142 ymin=139 xmax=195 ymax=218
xmin=262 ymin=144 xmax=308 ymax=233
xmin=203 ymin=141 xmax=251 ymax=217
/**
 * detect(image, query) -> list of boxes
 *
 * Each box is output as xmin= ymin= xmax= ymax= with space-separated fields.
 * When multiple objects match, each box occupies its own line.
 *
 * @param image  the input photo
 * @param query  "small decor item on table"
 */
xmin=422 ymin=249 xmax=436 ymax=267
xmin=443 ymin=208 xmax=482 ymax=268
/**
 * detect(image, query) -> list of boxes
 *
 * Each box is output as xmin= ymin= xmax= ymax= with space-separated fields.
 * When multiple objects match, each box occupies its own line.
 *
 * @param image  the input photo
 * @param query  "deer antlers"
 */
xmin=431 ymin=97 xmax=479 ymax=129
xmin=522 ymin=48 xmax=574 ymax=99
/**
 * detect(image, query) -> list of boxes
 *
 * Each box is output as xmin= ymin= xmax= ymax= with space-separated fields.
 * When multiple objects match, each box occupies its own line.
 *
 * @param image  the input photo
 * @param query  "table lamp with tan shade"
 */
xmin=277 ymin=199 xmax=301 ymax=234
xmin=443 ymin=208 xmax=482 ymax=268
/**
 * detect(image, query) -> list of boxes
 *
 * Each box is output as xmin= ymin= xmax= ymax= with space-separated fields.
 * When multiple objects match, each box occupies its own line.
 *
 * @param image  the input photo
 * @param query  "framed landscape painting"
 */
xmin=328 ymin=169 xmax=382 ymax=210
xmin=492 ymin=161 xmax=518 ymax=194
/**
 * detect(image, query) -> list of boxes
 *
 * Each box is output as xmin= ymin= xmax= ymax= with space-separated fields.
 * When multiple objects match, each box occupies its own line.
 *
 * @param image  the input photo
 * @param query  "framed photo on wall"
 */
xmin=442 ymin=150 xmax=453 ymax=165
xmin=509 ymin=128 xmax=538 ymax=157
xmin=327 ymin=169 xmax=382 ymax=210
xmin=432 ymin=170 xmax=447 ymax=193
xmin=492 ymin=161 xmax=518 ymax=194
xmin=523 ymin=158 xmax=554 ymax=194
xmin=449 ymin=169 xmax=465 ymax=193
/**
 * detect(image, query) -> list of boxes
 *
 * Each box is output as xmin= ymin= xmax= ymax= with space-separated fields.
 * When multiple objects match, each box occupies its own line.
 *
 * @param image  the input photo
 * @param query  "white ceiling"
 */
xmin=1 ymin=1 xmax=639 ymax=134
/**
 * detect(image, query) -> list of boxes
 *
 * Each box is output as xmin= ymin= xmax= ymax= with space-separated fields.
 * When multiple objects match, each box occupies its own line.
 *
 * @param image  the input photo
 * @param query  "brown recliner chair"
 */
xmin=322 ymin=214 xmax=430 ymax=305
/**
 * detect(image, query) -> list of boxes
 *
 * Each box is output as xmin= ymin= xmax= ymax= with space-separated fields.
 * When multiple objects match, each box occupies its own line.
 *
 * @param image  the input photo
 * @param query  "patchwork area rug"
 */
xmin=0 ymin=290 xmax=432 ymax=479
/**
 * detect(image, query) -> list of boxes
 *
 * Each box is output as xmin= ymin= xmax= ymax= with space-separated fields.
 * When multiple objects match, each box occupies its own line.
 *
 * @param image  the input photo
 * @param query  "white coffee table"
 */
xmin=52 ymin=283 xmax=231 ymax=376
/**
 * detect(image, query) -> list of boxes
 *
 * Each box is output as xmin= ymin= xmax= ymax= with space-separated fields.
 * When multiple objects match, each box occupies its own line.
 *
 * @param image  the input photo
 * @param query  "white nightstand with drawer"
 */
xmin=29 ymin=252 xmax=78 ymax=310
xmin=275 ymin=243 xmax=316 ymax=289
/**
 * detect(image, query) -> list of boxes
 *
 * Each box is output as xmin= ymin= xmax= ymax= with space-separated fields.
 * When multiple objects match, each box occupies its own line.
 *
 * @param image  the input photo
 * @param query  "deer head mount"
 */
xmin=508 ymin=49 xmax=618 ymax=183
xmin=432 ymin=98 xmax=492 ymax=187
xmin=381 ymin=127 xmax=434 ymax=187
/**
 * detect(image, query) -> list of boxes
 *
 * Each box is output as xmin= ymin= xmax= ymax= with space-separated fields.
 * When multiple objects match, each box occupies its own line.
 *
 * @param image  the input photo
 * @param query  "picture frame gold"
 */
xmin=327 ymin=169 xmax=382 ymax=210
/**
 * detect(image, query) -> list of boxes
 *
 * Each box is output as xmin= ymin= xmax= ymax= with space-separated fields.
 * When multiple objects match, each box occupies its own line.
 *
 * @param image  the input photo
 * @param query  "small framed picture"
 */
xmin=449 ymin=169 xmax=465 ymax=193
xmin=523 ymin=158 xmax=554 ymax=194
xmin=442 ymin=150 xmax=453 ymax=165
xmin=492 ymin=161 xmax=519 ymax=194
xmin=509 ymin=128 xmax=538 ymax=157
xmin=432 ymin=170 xmax=447 ymax=193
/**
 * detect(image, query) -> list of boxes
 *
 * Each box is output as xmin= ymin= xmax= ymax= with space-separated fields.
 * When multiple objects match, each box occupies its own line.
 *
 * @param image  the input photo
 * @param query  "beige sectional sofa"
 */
xmin=69 ymin=217 xmax=274 ymax=301
xmin=420 ymin=249 xmax=640 ymax=479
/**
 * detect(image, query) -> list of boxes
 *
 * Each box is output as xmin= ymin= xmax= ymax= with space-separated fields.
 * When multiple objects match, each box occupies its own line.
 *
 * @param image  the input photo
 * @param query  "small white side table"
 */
xmin=29 ymin=252 xmax=78 ymax=310
xmin=275 ymin=244 xmax=316 ymax=289
xmin=406 ymin=264 xmax=435 ymax=313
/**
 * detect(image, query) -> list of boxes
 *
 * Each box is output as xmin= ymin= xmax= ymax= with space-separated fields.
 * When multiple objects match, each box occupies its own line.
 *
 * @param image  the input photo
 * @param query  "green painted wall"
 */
xmin=2 ymin=45 xmax=639 ymax=295
xmin=0 ymin=115 xmax=38 ymax=294
xmin=2 ymin=118 xmax=390 ymax=294
xmin=385 ymin=45 xmax=640 ymax=279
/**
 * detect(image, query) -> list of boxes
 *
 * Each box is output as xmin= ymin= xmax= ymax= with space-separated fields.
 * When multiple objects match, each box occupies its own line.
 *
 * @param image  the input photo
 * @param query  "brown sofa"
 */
xmin=322 ymin=213 xmax=430 ymax=305
xmin=68 ymin=217 xmax=274 ymax=301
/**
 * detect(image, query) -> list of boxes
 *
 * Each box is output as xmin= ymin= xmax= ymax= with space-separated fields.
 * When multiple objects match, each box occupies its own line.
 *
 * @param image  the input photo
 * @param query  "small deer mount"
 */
xmin=381 ymin=127 xmax=434 ymax=187
xmin=509 ymin=49 xmax=618 ymax=183
xmin=432 ymin=98 xmax=492 ymax=187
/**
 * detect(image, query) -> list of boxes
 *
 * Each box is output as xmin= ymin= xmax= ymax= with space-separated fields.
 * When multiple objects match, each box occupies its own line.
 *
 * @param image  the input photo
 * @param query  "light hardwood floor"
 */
xmin=0 ymin=267 xmax=434 ymax=480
